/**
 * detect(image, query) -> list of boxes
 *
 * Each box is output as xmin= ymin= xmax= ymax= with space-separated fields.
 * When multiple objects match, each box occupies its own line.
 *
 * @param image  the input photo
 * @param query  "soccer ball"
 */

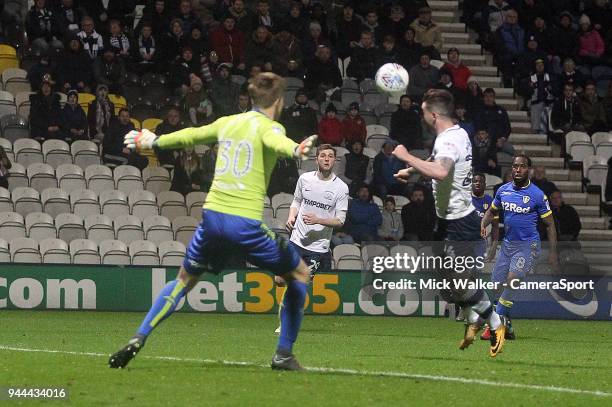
xmin=375 ymin=63 xmax=409 ymax=95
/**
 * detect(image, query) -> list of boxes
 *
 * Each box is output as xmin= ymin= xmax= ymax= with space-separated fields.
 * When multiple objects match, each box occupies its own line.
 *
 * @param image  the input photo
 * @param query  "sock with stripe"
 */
xmin=137 ymin=279 xmax=187 ymax=337
xmin=496 ymin=288 xmax=514 ymax=318
xmin=277 ymin=280 xmax=307 ymax=354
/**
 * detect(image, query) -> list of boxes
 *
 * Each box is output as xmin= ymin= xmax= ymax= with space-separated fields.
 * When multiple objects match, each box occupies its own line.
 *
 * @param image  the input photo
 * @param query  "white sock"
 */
xmin=488 ymin=311 xmax=502 ymax=330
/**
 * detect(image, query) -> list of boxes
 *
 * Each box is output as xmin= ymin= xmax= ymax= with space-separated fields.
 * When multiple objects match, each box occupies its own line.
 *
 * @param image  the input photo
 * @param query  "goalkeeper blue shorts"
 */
xmin=492 ymin=240 xmax=541 ymax=283
xmin=183 ymin=209 xmax=301 ymax=276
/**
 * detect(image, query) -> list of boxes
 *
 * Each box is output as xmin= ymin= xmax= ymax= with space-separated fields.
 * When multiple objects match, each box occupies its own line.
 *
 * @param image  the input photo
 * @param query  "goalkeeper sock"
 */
xmin=137 ymin=279 xmax=187 ymax=337
xmin=277 ymin=279 xmax=307 ymax=354
xmin=496 ymin=289 xmax=513 ymax=318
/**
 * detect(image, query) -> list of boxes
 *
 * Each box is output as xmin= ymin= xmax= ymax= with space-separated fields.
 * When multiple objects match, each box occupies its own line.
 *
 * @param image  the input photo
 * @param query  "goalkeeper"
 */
xmin=109 ymin=73 xmax=317 ymax=371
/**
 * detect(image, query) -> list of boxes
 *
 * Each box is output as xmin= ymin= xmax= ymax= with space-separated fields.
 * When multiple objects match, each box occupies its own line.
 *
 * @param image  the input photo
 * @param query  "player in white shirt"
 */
xmin=393 ymin=89 xmax=506 ymax=358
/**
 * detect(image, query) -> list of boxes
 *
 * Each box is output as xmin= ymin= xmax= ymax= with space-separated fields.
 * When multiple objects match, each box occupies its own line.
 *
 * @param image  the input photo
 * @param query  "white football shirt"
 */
xmin=290 ymin=171 xmax=349 ymax=252
xmin=431 ymin=125 xmax=475 ymax=220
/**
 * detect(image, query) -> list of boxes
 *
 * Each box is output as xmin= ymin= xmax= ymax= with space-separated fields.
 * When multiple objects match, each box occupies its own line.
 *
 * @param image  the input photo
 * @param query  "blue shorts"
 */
xmin=288 ymin=241 xmax=331 ymax=276
xmin=492 ymin=241 xmax=541 ymax=283
xmin=183 ymin=210 xmax=301 ymax=276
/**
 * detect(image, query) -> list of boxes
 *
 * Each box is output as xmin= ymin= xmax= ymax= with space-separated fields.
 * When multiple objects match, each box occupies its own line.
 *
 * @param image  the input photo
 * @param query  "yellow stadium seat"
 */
xmin=109 ymin=94 xmax=127 ymax=114
xmin=142 ymin=118 xmax=162 ymax=132
xmin=130 ymin=118 xmax=141 ymax=129
xmin=0 ymin=57 xmax=19 ymax=76
xmin=78 ymin=92 xmax=96 ymax=111
xmin=0 ymin=44 xmax=17 ymax=57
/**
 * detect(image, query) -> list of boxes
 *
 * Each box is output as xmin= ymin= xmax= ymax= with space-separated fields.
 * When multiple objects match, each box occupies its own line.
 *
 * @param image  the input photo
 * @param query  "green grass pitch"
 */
xmin=0 ymin=311 xmax=610 ymax=406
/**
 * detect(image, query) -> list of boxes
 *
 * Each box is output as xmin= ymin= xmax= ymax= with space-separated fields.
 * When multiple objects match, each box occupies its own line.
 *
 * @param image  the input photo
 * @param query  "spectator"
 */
xmin=335 ymin=3 xmax=365 ymax=59
xmin=318 ymin=103 xmax=343 ymax=146
xmin=175 ymin=0 xmax=200 ymax=34
xmin=198 ymin=143 xmax=218 ymax=192
xmin=578 ymin=82 xmax=607 ymax=134
xmin=584 ymin=0 xmax=612 ymax=32
xmin=87 ymin=84 xmax=115 ymax=143
xmin=516 ymin=35 xmax=547 ymax=80
xmin=58 ymin=36 xmax=92 ymax=93
xmin=456 ymin=103 xmax=475 ymax=140
xmin=363 ymin=9 xmax=384 ymax=45
xmin=517 ymin=0 xmax=549 ymax=29
xmin=26 ymin=0 xmax=63 ymax=54
xmin=29 ymin=77 xmax=62 ymax=141
xmin=464 ymin=77 xmax=484 ymax=115
xmin=301 ymin=21 xmax=331 ymax=63
xmin=435 ymin=68 xmax=462 ymax=102
xmin=398 ymin=27 xmax=423 ymax=70
xmin=27 ymin=53 xmax=56 ymax=92
xmin=93 ymin=47 xmax=126 ymax=95
xmin=131 ymin=22 xmax=157 ymax=74
xmin=271 ymin=31 xmax=303 ymax=77
xmin=267 ymin=157 xmax=299 ymax=197
xmin=473 ymin=88 xmax=514 ymax=155
xmin=376 ymin=35 xmax=401 ymax=68
xmin=494 ymin=9 xmax=525 ymax=87
xmin=347 ymin=185 xmax=382 ymax=243
xmin=407 ymin=53 xmax=440 ymax=102
xmin=304 ymin=44 xmax=342 ymax=102
xmin=549 ymin=190 xmax=581 ymax=241
xmin=281 ymin=3 xmax=308 ymax=40
xmin=106 ymin=19 xmax=130 ymax=60
xmin=155 ymin=107 xmax=185 ymax=167
xmin=142 ymin=0 xmax=171 ymax=39
xmin=443 ymin=47 xmax=472 ymax=91
xmin=161 ymin=19 xmax=188 ymax=64
xmin=55 ymin=0 xmax=84 ymax=38
xmin=494 ymin=169 xmax=513 ymax=195
xmin=342 ymin=102 xmax=367 ymax=146
xmin=340 ymin=140 xmax=372 ymax=196
xmin=373 ymin=141 xmax=407 ymax=198
xmin=552 ymin=11 xmax=579 ymax=63
xmin=77 ymin=16 xmax=104 ymax=61
xmin=551 ymin=84 xmax=584 ymax=141
xmin=60 ymin=90 xmax=88 ymax=141
xmin=102 ymin=108 xmax=148 ymax=170
xmin=523 ymin=59 xmax=556 ymax=134
xmin=577 ymin=14 xmax=605 ymax=66
xmin=378 ymin=196 xmax=404 ymax=242
xmin=472 ymin=128 xmax=499 ymax=176
xmin=280 ymin=88 xmax=318 ymax=143
xmin=209 ymin=15 xmax=246 ymax=72
xmin=530 ymin=15 xmax=555 ymax=58
xmin=169 ymin=46 xmax=200 ymax=97
xmin=382 ymin=5 xmax=408 ymax=42
xmin=185 ymin=75 xmax=213 ymax=125
xmin=558 ymin=58 xmax=586 ymax=94
xmin=227 ymin=0 xmax=253 ymax=34
xmin=531 ymin=165 xmax=557 ymax=197
xmin=170 ymin=149 xmax=202 ymax=195
xmin=331 ymin=227 xmax=355 ymax=247
xmin=486 ymin=0 xmax=512 ymax=34
xmin=390 ymin=95 xmax=423 ymax=149
xmin=0 ymin=145 xmax=11 ymax=189
xmin=401 ymin=184 xmax=435 ymax=241
xmin=210 ymin=63 xmax=240 ymax=118
xmin=346 ymin=30 xmax=378 ymax=82
xmin=604 ymin=82 xmax=612 ymax=127
xmin=252 ymin=0 xmax=278 ymax=33
xmin=233 ymin=92 xmax=251 ymax=114
xmin=409 ymin=6 xmax=442 ymax=60
xmin=246 ymin=25 xmax=274 ymax=72
xmin=187 ymin=25 xmax=207 ymax=63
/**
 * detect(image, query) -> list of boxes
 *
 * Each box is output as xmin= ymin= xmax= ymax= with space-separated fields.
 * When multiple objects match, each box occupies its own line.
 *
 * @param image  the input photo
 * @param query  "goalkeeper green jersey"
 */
xmin=156 ymin=111 xmax=298 ymax=221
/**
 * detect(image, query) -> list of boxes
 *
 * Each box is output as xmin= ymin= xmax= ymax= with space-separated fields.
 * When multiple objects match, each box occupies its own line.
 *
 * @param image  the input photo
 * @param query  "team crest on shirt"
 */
xmin=324 ymin=191 xmax=334 ymax=200
xmin=484 ymin=203 xmax=489 ymax=209
xmin=523 ymin=196 xmax=530 ymax=204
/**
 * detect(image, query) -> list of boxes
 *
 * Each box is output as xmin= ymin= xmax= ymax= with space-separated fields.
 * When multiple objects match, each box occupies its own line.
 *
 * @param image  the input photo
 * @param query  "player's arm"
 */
xmin=303 ymin=211 xmax=346 ymax=228
xmin=481 ymin=205 xmax=499 ymax=239
xmin=124 ymin=120 xmax=223 ymax=152
xmin=541 ymin=211 xmax=559 ymax=268
xmin=392 ymin=145 xmax=453 ymax=181
xmin=260 ymin=124 xmax=317 ymax=159
xmin=287 ymin=179 xmax=303 ymax=231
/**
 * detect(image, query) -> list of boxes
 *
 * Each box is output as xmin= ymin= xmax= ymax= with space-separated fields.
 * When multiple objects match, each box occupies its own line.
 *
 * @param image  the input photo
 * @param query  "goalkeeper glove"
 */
xmin=294 ymin=134 xmax=317 ymax=160
xmin=124 ymin=129 xmax=158 ymax=153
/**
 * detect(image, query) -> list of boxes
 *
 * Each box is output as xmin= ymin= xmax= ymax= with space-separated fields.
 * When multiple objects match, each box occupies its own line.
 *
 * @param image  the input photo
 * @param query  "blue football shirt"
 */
xmin=472 ymin=194 xmax=493 ymax=218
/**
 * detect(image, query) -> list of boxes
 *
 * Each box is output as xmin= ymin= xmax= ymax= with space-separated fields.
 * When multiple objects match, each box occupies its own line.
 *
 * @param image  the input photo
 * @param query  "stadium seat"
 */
xmin=2 ymin=68 xmax=30 ymax=95
xmin=85 ymin=214 xmax=115 ymax=244
xmin=362 ymin=147 xmax=377 ymax=159
xmin=0 ymin=237 xmax=9 ymax=262
xmin=0 ymin=90 xmax=16 ymax=117
xmin=14 ymin=92 xmax=33 ymax=120
xmin=72 ymin=140 xmax=101 ymax=169
xmin=157 ymin=191 xmax=187 ymax=221
xmin=284 ymin=77 xmax=304 ymax=90
xmin=389 ymin=195 xmax=410 ymax=208
xmin=0 ymin=136 xmax=12 ymax=160
xmin=12 ymin=186 xmax=42 ymax=215
xmin=361 ymin=244 xmax=389 ymax=269
xmin=25 ymin=212 xmax=56 ymax=241
xmin=99 ymin=239 xmax=130 ymax=265
xmin=591 ymin=132 xmax=612 ymax=148
xmin=159 ymin=240 xmax=186 ymax=266
xmin=564 ymin=131 xmax=590 ymax=155
xmin=108 ymin=94 xmax=127 ymax=114
xmin=366 ymin=124 xmax=390 ymax=138
xmin=6 ymin=162 xmax=28 ymax=191
xmin=10 ymin=237 xmax=41 ymax=263
xmin=592 ymin=132 xmax=612 ymax=161
xmin=130 ymin=118 xmax=141 ymax=130
xmin=485 ymin=174 xmax=503 ymax=188
xmin=363 ymin=93 xmax=388 ymax=110
xmin=56 ymin=213 xmax=85 ymax=243
xmin=78 ymin=93 xmax=95 ymax=113
xmin=372 ymin=195 xmax=383 ymax=209
xmin=341 ymin=89 xmax=361 ymax=106
xmin=366 ymin=134 xmax=390 ymax=152
xmin=333 ymin=244 xmax=361 ymax=262
xmin=0 ymin=211 xmax=25 ymax=240
xmin=359 ymin=79 xmax=377 ymax=94
xmin=70 ymin=239 xmax=100 ymax=264
xmin=172 ymin=216 xmax=198 ymax=247
xmin=14 ymin=138 xmax=43 ymax=167
xmin=336 ymin=258 xmax=363 ymax=270
xmin=342 ymin=78 xmax=359 ymax=90
xmin=300 ymin=158 xmax=317 ymax=172
xmin=272 ymin=193 xmax=293 ymax=211
xmin=584 ymin=155 xmax=608 ymax=193
xmin=389 ymin=244 xmax=418 ymax=271
xmin=568 ymin=141 xmax=595 ymax=162
xmin=42 ymin=139 xmax=71 ymax=168
xmin=56 ymin=163 xmax=86 ymax=193
xmin=335 ymin=146 xmax=349 ymax=157
xmin=114 ymin=164 xmax=144 ymax=193
xmin=41 ymin=187 xmax=70 ymax=218
xmin=39 ymin=238 xmax=70 ymax=264
xmin=27 ymin=163 xmax=56 ymax=192
xmin=70 ymin=189 xmax=100 ymax=218
xmin=142 ymin=118 xmax=163 ymax=132
xmin=100 ymin=189 xmax=130 ymax=218
xmin=186 ymin=191 xmax=207 ymax=218
xmin=85 ymin=164 xmax=114 ymax=193
xmin=130 ymin=98 xmax=156 ymax=122
xmin=142 ymin=166 xmax=171 ymax=194
xmin=143 ymin=215 xmax=173 ymax=245
xmin=114 ymin=214 xmax=144 ymax=243
xmin=1 ymin=113 xmax=28 ymax=142
xmin=0 ymin=187 xmax=11 ymax=212
xmin=128 ymin=190 xmax=158 ymax=220
xmin=129 ymin=240 xmax=159 ymax=266
xmin=360 ymin=110 xmax=378 ymax=125
xmin=0 ymin=55 xmax=19 ymax=77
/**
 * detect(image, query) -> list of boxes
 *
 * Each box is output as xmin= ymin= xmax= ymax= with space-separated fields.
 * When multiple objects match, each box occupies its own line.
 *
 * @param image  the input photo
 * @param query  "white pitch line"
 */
xmin=0 ymin=345 xmax=610 ymax=398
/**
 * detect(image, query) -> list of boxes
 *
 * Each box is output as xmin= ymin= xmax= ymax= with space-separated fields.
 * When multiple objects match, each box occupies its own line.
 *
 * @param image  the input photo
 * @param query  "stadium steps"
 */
xmin=562 ymin=192 xmax=588 ymax=205
xmin=430 ymin=1 xmax=460 ymax=11
xmin=574 ymin=205 xmax=601 ymax=217
xmin=554 ymin=181 xmax=582 ymax=193
xmin=545 ymin=169 xmax=570 ymax=181
xmin=432 ymin=10 xmax=458 ymax=23
xmin=581 ymin=217 xmax=608 ymax=230
xmin=507 ymin=110 xmax=529 ymax=122
xmin=531 ymin=157 xmax=564 ymax=168
xmin=491 ymin=88 xmax=514 ymax=98
xmin=580 ymin=229 xmax=612 ymax=240
xmin=496 ymin=98 xmax=519 ymax=110
xmin=580 ymin=241 xmax=612 ymax=252
xmin=442 ymin=43 xmax=482 ymax=55
xmin=438 ymin=22 xmax=467 ymax=33
xmin=470 ymin=66 xmax=498 ymax=77
xmin=442 ymin=32 xmax=470 ymax=44
xmin=510 ymin=122 xmax=535 ymax=133
xmin=510 ymin=134 xmax=547 ymax=144
xmin=512 ymin=144 xmax=552 ymax=157
xmin=443 ymin=54 xmax=486 ymax=66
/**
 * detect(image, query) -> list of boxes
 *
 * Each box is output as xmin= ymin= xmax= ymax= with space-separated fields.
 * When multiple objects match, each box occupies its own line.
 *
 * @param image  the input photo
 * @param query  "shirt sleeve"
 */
xmin=433 ymin=138 xmax=460 ymax=162
xmin=290 ymin=176 xmax=303 ymax=209
xmin=155 ymin=118 xmax=222 ymax=150
xmin=537 ymin=192 xmax=552 ymax=218
xmin=261 ymin=122 xmax=298 ymax=158
xmin=336 ymin=183 xmax=349 ymax=213
xmin=491 ymin=187 xmax=502 ymax=211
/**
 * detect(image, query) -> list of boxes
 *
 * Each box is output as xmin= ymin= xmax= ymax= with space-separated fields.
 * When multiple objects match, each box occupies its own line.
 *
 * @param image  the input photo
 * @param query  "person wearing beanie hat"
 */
xmin=342 ymin=101 xmax=366 ymax=146
xmin=210 ymin=60 xmax=240 ymax=117
xmin=515 ymin=32 xmax=547 ymax=80
xmin=279 ymin=87 xmax=318 ymax=142
xmin=185 ymin=74 xmax=213 ymax=125
xmin=169 ymin=45 xmax=200 ymax=96
xmin=318 ymin=103 xmax=344 ymax=145
xmin=29 ymin=72 xmax=62 ymax=141
xmin=93 ymin=42 xmax=126 ymax=95
xmin=578 ymin=13 xmax=605 ymax=65
xmin=60 ymin=89 xmax=88 ymax=141
xmin=88 ymin=83 xmax=114 ymax=142
xmin=552 ymin=11 xmax=580 ymax=62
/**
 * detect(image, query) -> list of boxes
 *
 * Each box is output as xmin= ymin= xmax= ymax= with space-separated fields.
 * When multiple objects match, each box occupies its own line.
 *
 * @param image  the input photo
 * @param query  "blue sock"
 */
xmin=137 ymin=280 xmax=187 ymax=337
xmin=495 ymin=289 xmax=513 ymax=317
xmin=277 ymin=280 xmax=307 ymax=353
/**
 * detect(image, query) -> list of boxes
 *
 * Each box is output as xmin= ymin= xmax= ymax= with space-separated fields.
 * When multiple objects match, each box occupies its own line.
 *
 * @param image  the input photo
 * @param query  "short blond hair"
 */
xmin=247 ymin=72 xmax=286 ymax=109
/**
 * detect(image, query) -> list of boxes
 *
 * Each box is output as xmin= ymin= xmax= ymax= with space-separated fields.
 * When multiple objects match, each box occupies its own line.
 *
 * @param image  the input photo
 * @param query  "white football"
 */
xmin=375 ymin=63 xmax=409 ymax=95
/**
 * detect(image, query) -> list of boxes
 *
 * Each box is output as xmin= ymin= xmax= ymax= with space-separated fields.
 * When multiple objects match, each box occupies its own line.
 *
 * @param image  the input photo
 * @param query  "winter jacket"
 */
xmin=347 ymin=199 xmax=382 ymax=240
xmin=77 ymin=30 xmax=104 ymax=60
xmin=210 ymin=77 xmax=240 ymax=118
xmin=29 ymin=93 xmax=62 ymax=140
xmin=373 ymin=152 xmax=405 ymax=187
xmin=60 ymin=103 xmax=88 ymax=140
xmin=443 ymin=62 xmax=472 ymax=90
xmin=407 ymin=64 xmax=439 ymax=97
xmin=486 ymin=0 xmax=511 ymax=32
xmin=25 ymin=6 xmax=61 ymax=41
xmin=551 ymin=97 xmax=582 ymax=130
xmin=280 ymin=104 xmax=319 ymax=143
xmin=342 ymin=152 xmax=371 ymax=186
xmin=496 ymin=23 xmax=526 ymax=59
xmin=318 ymin=117 xmax=344 ymax=145
xmin=390 ymin=107 xmax=423 ymax=149
xmin=473 ymin=104 xmax=511 ymax=143
xmin=58 ymin=47 xmax=93 ymax=88
xmin=341 ymin=115 xmax=367 ymax=146
xmin=378 ymin=210 xmax=404 ymax=241
xmin=578 ymin=29 xmax=605 ymax=57
xmin=304 ymin=58 xmax=342 ymax=92
xmin=346 ymin=45 xmax=378 ymax=81
xmin=409 ymin=19 xmax=442 ymax=50
xmin=209 ymin=26 xmax=246 ymax=65
xmin=245 ymin=33 xmax=275 ymax=69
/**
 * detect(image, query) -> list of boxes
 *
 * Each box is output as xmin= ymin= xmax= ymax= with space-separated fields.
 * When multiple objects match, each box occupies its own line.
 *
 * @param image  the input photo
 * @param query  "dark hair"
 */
xmin=483 ymin=87 xmax=496 ymax=95
xmin=384 ymin=196 xmax=396 ymax=205
xmin=248 ymin=72 xmax=285 ymax=108
xmin=422 ymin=89 xmax=454 ymax=118
xmin=316 ymin=143 xmax=336 ymax=156
xmin=118 ymin=107 xmax=130 ymax=116
xmin=513 ymin=153 xmax=532 ymax=167
xmin=411 ymin=184 xmax=428 ymax=196
xmin=472 ymin=172 xmax=486 ymax=182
